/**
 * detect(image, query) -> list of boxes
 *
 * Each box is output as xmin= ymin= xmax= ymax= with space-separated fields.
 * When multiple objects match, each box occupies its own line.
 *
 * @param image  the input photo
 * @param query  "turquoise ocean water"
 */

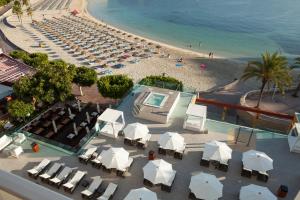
xmin=87 ymin=0 xmax=300 ymax=59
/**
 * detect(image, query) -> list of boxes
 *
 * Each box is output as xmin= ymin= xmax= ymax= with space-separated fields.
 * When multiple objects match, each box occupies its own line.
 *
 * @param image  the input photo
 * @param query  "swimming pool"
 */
xmin=143 ymin=92 xmax=169 ymax=108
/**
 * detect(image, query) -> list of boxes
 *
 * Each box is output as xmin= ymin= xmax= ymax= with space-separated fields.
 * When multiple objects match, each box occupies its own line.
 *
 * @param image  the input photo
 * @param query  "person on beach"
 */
xmin=208 ymin=52 xmax=211 ymax=58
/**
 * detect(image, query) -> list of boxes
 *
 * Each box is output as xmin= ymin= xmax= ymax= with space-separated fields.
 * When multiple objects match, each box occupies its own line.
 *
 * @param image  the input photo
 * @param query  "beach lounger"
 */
xmin=49 ymin=166 xmax=73 ymax=188
xmin=13 ymin=133 xmax=26 ymax=144
xmin=63 ymin=170 xmax=87 ymax=193
xmin=0 ymin=135 xmax=13 ymax=151
xmin=39 ymin=162 xmax=64 ymax=182
xmin=27 ymin=159 xmax=51 ymax=179
xmin=91 ymin=153 xmax=103 ymax=168
xmin=79 ymin=147 xmax=97 ymax=164
xmin=97 ymin=183 xmax=118 ymax=200
xmin=81 ymin=176 xmax=102 ymax=199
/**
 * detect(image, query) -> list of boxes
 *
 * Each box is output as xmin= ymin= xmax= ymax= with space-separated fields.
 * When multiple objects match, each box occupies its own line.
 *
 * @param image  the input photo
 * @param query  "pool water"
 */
xmin=144 ymin=93 xmax=168 ymax=107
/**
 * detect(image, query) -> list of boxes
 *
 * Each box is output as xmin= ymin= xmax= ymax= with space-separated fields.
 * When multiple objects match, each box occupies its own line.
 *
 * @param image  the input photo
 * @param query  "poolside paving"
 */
xmin=1 ymin=86 xmax=300 ymax=200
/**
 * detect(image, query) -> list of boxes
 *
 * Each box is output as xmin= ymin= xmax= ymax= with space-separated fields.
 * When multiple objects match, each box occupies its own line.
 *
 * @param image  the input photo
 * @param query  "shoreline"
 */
xmin=1 ymin=0 xmax=253 ymax=91
xmin=81 ymin=0 xmax=226 ymax=60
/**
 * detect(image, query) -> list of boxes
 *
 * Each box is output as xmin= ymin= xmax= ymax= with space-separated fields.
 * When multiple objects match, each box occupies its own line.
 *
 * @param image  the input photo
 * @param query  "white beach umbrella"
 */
xmin=240 ymin=184 xmax=277 ymax=200
xmin=158 ymin=132 xmax=185 ymax=151
xmin=123 ymin=123 xmax=149 ymax=140
xmin=101 ymin=147 xmax=130 ymax=170
xmin=143 ymin=159 xmax=174 ymax=185
xmin=124 ymin=187 xmax=157 ymax=200
xmin=189 ymin=172 xmax=223 ymax=200
xmin=203 ymin=140 xmax=232 ymax=163
xmin=242 ymin=150 xmax=273 ymax=172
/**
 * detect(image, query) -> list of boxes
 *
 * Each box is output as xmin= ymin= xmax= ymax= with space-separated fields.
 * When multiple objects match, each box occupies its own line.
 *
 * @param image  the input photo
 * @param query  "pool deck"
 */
xmin=1 ymin=86 xmax=300 ymax=200
xmin=133 ymin=86 xmax=180 ymax=124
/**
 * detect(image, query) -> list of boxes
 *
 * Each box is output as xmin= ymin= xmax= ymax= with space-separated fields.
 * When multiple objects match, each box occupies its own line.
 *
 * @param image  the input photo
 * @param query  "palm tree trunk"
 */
xmin=256 ymin=81 xmax=267 ymax=108
xmin=79 ymin=86 xmax=84 ymax=96
xmin=292 ymin=81 xmax=300 ymax=97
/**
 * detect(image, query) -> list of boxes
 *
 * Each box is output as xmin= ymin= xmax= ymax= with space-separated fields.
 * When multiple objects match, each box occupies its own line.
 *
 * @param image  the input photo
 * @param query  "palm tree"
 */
xmin=292 ymin=57 xmax=300 ymax=97
xmin=241 ymin=52 xmax=292 ymax=108
xmin=12 ymin=1 xmax=23 ymax=24
xmin=26 ymin=6 xmax=33 ymax=22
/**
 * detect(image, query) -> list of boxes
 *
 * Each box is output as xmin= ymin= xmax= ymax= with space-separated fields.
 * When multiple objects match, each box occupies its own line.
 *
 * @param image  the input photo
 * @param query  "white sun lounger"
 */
xmin=39 ymin=163 xmax=64 ymax=182
xmin=63 ymin=170 xmax=87 ymax=193
xmin=81 ymin=176 xmax=102 ymax=199
xmin=97 ymin=183 xmax=118 ymax=200
xmin=27 ymin=159 xmax=51 ymax=178
xmin=49 ymin=166 xmax=73 ymax=188
xmin=0 ymin=135 xmax=13 ymax=151
xmin=79 ymin=147 xmax=97 ymax=164
xmin=91 ymin=151 xmax=105 ymax=168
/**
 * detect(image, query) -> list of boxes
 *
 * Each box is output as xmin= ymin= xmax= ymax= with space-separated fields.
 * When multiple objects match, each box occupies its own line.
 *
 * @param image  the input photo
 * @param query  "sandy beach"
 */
xmin=0 ymin=0 xmax=256 ymax=92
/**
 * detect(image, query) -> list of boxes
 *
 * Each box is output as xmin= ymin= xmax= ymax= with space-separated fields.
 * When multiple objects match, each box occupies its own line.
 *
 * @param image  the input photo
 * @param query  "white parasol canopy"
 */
xmin=189 ymin=172 xmax=223 ymax=200
xmin=101 ymin=147 xmax=130 ymax=170
xmin=240 ymin=184 xmax=277 ymax=200
xmin=123 ymin=187 xmax=157 ymax=200
xmin=123 ymin=123 xmax=149 ymax=140
xmin=158 ymin=132 xmax=185 ymax=151
xmin=203 ymin=140 xmax=232 ymax=163
xmin=143 ymin=159 xmax=175 ymax=185
xmin=242 ymin=150 xmax=273 ymax=172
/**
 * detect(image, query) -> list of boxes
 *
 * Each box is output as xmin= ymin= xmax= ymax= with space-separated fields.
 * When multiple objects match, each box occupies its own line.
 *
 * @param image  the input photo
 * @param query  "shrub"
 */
xmin=97 ymin=75 xmax=133 ymax=99
xmin=139 ymin=75 xmax=183 ymax=91
xmin=8 ymin=100 xmax=34 ymax=122
xmin=24 ymin=52 xmax=49 ymax=68
xmin=74 ymin=66 xmax=97 ymax=87
xmin=9 ymin=50 xmax=29 ymax=60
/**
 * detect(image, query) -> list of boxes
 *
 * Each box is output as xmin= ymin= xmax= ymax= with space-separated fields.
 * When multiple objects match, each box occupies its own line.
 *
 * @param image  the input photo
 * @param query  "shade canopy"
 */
xmin=123 ymin=123 xmax=149 ymax=140
xmin=189 ymin=172 xmax=223 ymax=200
xmin=101 ymin=147 xmax=130 ymax=170
xmin=97 ymin=108 xmax=124 ymax=123
xmin=242 ymin=150 xmax=273 ymax=172
xmin=143 ymin=159 xmax=175 ymax=185
xmin=288 ymin=123 xmax=300 ymax=153
xmin=158 ymin=132 xmax=185 ymax=151
xmin=240 ymin=184 xmax=277 ymax=200
xmin=203 ymin=140 xmax=232 ymax=163
xmin=123 ymin=187 xmax=157 ymax=200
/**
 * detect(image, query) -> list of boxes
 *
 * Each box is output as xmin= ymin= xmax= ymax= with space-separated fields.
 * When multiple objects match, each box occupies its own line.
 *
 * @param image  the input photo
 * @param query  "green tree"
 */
xmin=31 ymin=59 xmax=76 ymax=104
xmin=26 ymin=6 xmax=33 ymax=22
xmin=97 ymin=75 xmax=133 ymax=99
xmin=24 ymin=52 xmax=48 ymax=68
xmin=9 ymin=50 xmax=29 ymax=60
xmin=73 ymin=66 xmax=97 ymax=96
xmin=292 ymin=57 xmax=300 ymax=97
xmin=12 ymin=1 xmax=23 ymax=24
xmin=241 ymin=52 xmax=292 ymax=108
xmin=8 ymin=100 xmax=34 ymax=122
xmin=13 ymin=76 xmax=33 ymax=101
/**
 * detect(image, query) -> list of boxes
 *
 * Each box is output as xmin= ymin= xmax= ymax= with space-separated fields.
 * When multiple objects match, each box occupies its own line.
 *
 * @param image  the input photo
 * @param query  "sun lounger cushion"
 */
xmin=0 ymin=135 xmax=13 ymax=151
xmin=49 ymin=166 xmax=72 ymax=184
xmin=97 ymin=183 xmax=118 ymax=200
xmin=27 ymin=159 xmax=51 ymax=176
xmin=81 ymin=176 xmax=102 ymax=197
xmin=79 ymin=147 xmax=97 ymax=160
xmin=63 ymin=170 xmax=87 ymax=190
xmin=39 ymin=163 xmax=63 ymax=180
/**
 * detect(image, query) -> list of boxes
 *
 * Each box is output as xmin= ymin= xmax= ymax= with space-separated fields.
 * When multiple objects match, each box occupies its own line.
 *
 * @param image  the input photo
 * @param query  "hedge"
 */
xmin=97 ymin=75 xmax=133 ymax=99
xmin=139 ymin=75 xmax=183 ymax=91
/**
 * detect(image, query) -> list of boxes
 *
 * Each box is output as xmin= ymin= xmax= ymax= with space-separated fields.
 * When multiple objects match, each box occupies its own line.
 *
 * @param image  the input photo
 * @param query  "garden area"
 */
xmin=139 ymin=75 xmax=183 ymax=91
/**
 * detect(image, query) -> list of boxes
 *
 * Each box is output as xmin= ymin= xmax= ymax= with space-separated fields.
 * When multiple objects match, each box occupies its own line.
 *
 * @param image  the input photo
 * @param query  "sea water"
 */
xmin=87 ymin=0 xmax=300 ymax=59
